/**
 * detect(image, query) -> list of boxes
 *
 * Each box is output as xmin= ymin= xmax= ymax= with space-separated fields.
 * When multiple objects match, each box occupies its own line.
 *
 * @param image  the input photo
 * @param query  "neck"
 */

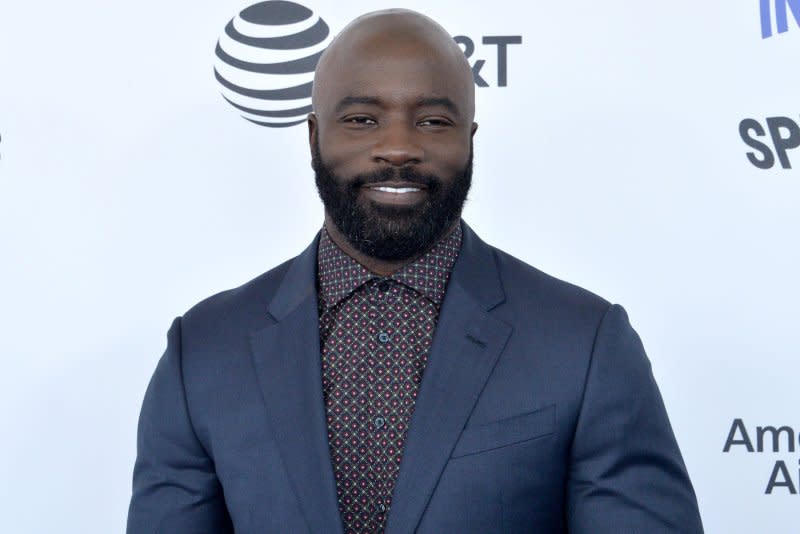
xmin=323 ymin=213 xmax=459 ymax=276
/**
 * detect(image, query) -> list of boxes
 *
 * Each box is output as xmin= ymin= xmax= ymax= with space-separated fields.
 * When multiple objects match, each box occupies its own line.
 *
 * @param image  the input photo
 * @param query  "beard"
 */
xmin=312 ymin=137 xmax=473 ymax=262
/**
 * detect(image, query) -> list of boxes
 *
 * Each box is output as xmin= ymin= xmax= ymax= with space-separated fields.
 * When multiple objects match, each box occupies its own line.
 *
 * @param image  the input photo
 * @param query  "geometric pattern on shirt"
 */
xmin=316 ymin=222 xmax=462 ymax=534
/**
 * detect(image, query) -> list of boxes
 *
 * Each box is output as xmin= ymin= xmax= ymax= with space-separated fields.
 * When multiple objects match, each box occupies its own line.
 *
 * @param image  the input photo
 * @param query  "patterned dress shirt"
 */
xmin=316 ymin=222 xmax=463 ymax=534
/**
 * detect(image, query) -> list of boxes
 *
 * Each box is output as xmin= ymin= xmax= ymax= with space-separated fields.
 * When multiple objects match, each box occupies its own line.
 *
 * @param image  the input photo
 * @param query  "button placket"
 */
xmin=317 ymin=224 xmax=462 ymax=534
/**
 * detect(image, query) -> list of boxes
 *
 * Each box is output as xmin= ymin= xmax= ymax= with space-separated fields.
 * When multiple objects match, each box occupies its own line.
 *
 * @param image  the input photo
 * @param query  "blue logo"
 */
xmin=761 ymin=0 xmax=800 ymax=38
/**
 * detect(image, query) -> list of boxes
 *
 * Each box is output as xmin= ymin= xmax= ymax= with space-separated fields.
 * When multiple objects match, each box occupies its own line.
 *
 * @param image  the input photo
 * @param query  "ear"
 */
xmin=307 ymin=112 xmax=318 ymax=147
xmin=307 ymin=113 xmax=318 ymax=170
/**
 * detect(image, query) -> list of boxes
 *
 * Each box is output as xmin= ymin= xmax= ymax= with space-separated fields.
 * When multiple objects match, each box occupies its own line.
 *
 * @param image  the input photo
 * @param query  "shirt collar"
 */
xmin=317 ymin=221 xmax=463 ymax=311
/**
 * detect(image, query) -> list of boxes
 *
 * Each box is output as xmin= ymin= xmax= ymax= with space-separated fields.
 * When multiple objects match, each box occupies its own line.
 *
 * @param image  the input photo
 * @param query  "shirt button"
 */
xmin=374 ymin=416 xmax=385 ymax=429
xmin=378 ymin=502 xmax=387 ymax=513
xmin=378 ymin=332 xmax=390 ymax=344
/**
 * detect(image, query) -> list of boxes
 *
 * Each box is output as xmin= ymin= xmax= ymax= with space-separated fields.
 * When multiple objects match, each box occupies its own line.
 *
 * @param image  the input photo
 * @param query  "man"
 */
xmin=127 ymin=8 xmax=703 ymax=534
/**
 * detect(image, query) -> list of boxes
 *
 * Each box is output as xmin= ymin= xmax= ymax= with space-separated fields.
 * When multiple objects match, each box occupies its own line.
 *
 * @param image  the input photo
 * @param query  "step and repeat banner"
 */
xmin=1 ymin=1 xmax=797 ymax=532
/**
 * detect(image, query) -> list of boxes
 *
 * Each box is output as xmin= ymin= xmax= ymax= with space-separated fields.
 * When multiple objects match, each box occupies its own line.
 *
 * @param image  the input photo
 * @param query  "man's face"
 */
xmin=310 ymin=34 xmax=476 ymax=261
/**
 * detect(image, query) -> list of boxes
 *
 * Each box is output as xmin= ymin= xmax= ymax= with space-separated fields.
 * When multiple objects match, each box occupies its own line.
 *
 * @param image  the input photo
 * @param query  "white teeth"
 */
xmin=373 ymin=186 xmax=421 ymax=193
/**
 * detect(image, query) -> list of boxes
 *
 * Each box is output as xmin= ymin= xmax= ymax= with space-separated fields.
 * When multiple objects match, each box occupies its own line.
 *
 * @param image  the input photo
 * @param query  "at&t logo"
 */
xmin=214 ymin=0 xmax=332 ymax=128
xmin=454 ymin=35 xmax=522 ymax=87
xmin=214 ymin=1 xmax=523 ymax=128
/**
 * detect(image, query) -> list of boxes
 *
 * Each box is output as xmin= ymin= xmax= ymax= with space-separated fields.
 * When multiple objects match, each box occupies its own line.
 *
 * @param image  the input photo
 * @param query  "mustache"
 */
xmin=350 ymin=166 xmax=440 ymax=189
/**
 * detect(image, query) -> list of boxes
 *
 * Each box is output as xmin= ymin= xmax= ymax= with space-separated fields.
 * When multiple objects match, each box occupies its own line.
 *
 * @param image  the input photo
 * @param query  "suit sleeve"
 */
xmin=566 ymin=304 xmax=704 ymax=533
xmin=127 ymin=317 xmax=234 ymax=534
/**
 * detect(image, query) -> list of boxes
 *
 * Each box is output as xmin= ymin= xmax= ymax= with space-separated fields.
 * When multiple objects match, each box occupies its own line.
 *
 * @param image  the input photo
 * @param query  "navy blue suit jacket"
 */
xmin=127 ymin=221 xmax=703 ymax=533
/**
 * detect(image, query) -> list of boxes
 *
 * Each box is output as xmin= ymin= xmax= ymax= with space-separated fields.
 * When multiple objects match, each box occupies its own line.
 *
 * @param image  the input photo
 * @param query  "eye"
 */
xmin=342 ymin=115 xmax=377 ymax=126
xmin=418 ymin=117 xmax=453 ymax=128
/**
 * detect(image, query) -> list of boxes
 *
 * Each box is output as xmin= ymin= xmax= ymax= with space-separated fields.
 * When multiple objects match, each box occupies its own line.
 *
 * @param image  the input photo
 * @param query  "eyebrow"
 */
xmin=415 ymin=97 xmax=460 ymax=117
xmin=334 ymin=96 xmax=382 ymax=114
xmin=334 ymin=95 xmax=462 ymax=118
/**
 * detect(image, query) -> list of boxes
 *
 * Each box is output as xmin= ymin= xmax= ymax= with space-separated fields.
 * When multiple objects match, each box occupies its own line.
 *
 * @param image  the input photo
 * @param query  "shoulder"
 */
xmin=178 ymin=228 xmax=321 ymax=331
xmin=490 ymin=244 xmax=611 ymax=329
xmin=179 ymin=256 xmax=294 ymax=339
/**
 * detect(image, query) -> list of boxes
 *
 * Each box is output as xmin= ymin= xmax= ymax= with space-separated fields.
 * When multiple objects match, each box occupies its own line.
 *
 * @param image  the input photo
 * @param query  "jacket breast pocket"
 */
xmin=450 ymin=404 xmax=556 ymax=459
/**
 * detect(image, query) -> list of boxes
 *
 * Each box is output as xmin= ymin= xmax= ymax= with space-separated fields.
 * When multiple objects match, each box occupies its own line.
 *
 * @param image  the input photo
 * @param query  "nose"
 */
xmin=371 ymin=123 xmax=424 ymax=166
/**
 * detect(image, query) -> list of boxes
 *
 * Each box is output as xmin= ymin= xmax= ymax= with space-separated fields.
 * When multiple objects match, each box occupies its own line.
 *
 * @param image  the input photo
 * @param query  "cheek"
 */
xmin=319 ymin=123 xmax=471 ymax=175
xmin=317 ymin=123 xmax=371 ymax=161
xmin=429 ymin=142 xmax=470 ymax=173
xmin=319 ymin=138 xmax=374 ymax=177
xmin=425 ymin=128 xmax=472 ymax=165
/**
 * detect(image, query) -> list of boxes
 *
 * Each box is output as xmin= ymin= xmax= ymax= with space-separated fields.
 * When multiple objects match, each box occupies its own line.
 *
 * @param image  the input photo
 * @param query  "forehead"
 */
xmin=314 ymin=35 xmax=472 ymax=117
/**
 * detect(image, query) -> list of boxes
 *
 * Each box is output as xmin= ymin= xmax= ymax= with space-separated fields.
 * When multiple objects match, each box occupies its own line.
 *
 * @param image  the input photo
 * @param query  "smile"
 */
xmin=361 ymin=183 xmax=428 ymax=206
xmin=371 ymin=186 xmax=422 ymax=193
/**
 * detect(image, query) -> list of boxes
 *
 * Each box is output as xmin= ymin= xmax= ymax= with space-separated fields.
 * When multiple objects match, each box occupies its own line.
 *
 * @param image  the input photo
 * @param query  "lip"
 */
xmin=363 ymin=181 xmax=428 ymax=190
xmin=361 ymin=181 xmax=428 ymax=206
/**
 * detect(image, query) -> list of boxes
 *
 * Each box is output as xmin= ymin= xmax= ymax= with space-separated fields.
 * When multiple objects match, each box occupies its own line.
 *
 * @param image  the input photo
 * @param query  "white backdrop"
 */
xmin=1 ymin=1 xmax=798 ymax=532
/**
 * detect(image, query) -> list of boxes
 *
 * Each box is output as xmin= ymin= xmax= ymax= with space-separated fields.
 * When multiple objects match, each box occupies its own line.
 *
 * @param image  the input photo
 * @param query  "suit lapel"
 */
xmin=385 ymin=222 xmax=512 ymax=534
xmin=250 ymin=234 xmax=344 ymax=534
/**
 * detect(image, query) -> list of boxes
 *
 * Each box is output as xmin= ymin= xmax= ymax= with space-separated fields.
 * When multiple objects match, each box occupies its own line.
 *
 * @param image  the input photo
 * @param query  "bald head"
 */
xmin=312 ymin=9 xmax=475 ymax=121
